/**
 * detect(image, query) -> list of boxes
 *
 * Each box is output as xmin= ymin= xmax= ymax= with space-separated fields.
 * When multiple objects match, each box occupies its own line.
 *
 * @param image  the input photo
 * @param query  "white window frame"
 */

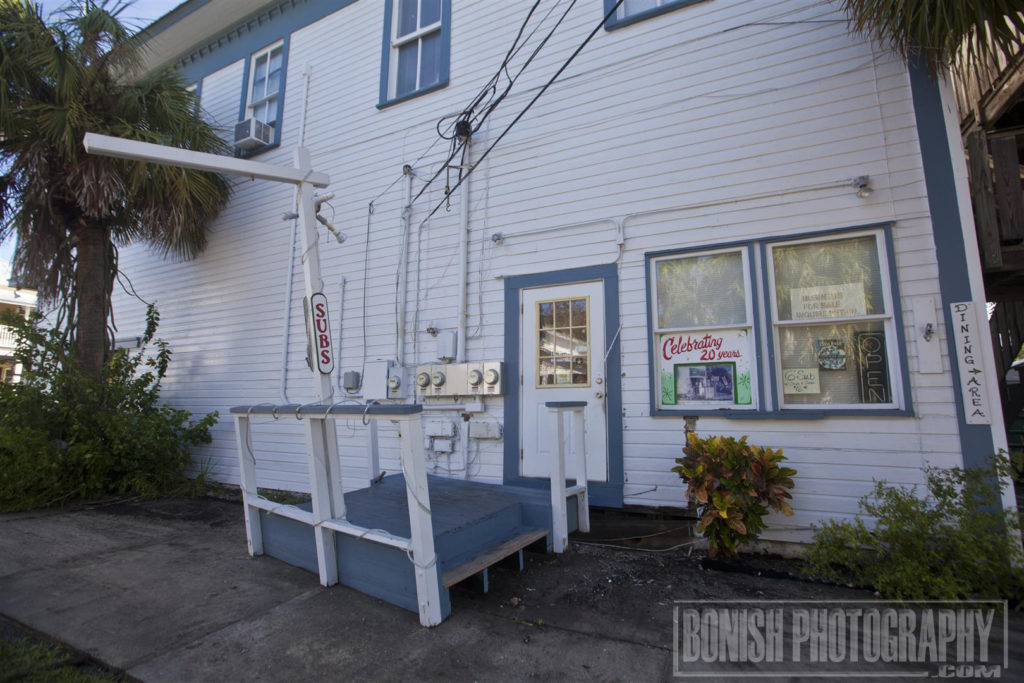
xmin=765 ymin=229 xmax=903 ymax=411
xmin=387 ymin=0 xmax=443 ymax=100
xmin=649 ymin=245 xmax=760 ymax=412
xmin=245 ymin=40 xmax=284 ymax=128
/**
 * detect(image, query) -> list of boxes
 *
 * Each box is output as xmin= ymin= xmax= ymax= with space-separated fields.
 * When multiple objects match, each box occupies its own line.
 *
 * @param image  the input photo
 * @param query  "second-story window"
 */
xmin=604 ymin=0 xmax=706 ymax=30
xmin=246 ymin=41 xmax=284 ymax=130
xmin=379 ymin=0 xmax=450 ymax=106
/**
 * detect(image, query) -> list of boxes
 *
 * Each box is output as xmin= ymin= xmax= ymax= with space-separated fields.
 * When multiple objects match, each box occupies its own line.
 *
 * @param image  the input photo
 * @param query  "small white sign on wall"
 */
xmin=782 ymin=367 xmax=820 ymax=394
xmin=950 ymin=302 xmax=990 ymax=425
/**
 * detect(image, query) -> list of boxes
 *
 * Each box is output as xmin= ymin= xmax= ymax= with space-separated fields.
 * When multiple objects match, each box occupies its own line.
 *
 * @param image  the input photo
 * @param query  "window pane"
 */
xmin=421 ymin=0 xmax=441 ymax=26
xmin=419 ymin=31 xmax=442 ymax=89
xmin=656 ymin=251 xmax=746 ymax=329
xmin=397 ymin=0 xmax=418 ymax=36
xmin=396 ymin=42 xmax=418 ymax=97
xmin=623 ymin=0 xmax=660 ymax=16
xmin=571 ymin=299 xmax=586 ymax=326
xmin=539 ymin=302 xmax=553 ymax=328
xmin=773 ymin=236 xmax=884 ymax=321
xmin=266 ymin=47 xmax=283 ymax=95
xmin=251 ymin=54 xmax=267 ymax=100
xmin=778 ymin=321 xmax=891 ymax=405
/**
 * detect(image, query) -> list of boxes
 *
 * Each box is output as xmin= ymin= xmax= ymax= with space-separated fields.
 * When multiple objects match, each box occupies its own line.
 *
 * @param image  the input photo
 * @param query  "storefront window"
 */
xmin=650 ymin=248 xmax=756 ymax=410
xmin=768 ymin=233 xmax=897 ymax=408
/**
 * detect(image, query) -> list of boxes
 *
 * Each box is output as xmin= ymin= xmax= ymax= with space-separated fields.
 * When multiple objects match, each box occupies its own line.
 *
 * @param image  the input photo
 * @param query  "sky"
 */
xmin=0 ymin=1 xmax=184 ymax=270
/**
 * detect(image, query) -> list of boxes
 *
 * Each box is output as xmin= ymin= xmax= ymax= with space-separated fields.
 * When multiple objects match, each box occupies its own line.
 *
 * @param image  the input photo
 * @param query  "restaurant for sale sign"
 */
xmin=657 ymin=328 xmax=753 ymax=409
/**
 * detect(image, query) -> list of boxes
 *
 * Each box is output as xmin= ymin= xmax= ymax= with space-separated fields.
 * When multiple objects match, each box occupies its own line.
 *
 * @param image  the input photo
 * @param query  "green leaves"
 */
xmin=0 ymin=307 xmax=217 ymax=511
xmin=673 ymin=432 xmax=796 ymax=558
xmin=804 ymin=454 xmax=1024 ymax=604
xmin=842 ymin=0 xmax=1024 ymax=84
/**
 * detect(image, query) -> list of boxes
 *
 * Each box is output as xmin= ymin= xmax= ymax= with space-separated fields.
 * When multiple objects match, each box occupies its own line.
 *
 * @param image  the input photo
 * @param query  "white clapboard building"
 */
xmin=113 ymin=0 xmax=1012 ymax=556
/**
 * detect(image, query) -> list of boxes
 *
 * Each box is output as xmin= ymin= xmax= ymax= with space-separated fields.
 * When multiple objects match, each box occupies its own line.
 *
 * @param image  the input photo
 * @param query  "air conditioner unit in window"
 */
xmin=234 ymin=118 xmax=272 ymax=150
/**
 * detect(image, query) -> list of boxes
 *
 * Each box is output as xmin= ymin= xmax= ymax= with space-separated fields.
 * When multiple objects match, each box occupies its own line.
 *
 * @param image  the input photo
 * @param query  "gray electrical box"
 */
xmin=363 ymin=360 xmax=408 ymax=400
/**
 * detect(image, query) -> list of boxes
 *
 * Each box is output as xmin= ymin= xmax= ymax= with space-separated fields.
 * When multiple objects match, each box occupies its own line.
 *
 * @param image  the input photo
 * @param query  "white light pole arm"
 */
xmin=82 ymin=133 xmax=330 ymax=188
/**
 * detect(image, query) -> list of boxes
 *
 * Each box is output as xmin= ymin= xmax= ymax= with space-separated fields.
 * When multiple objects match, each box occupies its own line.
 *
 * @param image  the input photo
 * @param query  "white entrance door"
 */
xmin=521 ymin=281 xmax=608 ymax=482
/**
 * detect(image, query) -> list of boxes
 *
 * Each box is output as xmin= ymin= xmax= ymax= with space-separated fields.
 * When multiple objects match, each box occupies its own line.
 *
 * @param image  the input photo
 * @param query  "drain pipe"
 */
xmin=455 ymin=125 xmax=471 ymax=362
xmin=396 ymin=165 xmax=414 ymax=368
xmin=279 ymin=63 xmax=313 ymax=404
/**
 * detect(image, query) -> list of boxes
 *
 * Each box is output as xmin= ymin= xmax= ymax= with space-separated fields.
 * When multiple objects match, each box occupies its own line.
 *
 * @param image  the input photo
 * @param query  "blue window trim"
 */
xmin=644 ymin=222 xmax=914 ymax=420
xmin=378 ymin=0 xmax=452 ymax=109
xmin=603 ymin=0 xmax=708 ymax=31
xmin=503 ymin=264 xmax=624 ymax=508
xmin=236 ymin=36 xmax=289 ymax=158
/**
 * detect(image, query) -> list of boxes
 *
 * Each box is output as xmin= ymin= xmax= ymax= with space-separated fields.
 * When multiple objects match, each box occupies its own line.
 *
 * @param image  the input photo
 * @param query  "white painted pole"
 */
xmin=398 ymin=415 xmax=443 ymax=626
xmin=549 ymin=408 xmax=568 ymax=553
xmin=572 ymin=407 xmax=590 ymax=533
xmin=83 ymin=133 xmax=329 ymax=187
xmin=234 ymin=415 xmax=264 ymax=556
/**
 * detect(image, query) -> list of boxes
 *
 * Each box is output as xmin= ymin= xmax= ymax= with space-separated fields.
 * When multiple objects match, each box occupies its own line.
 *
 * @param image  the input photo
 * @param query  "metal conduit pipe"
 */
xmin=456 ymin=136 xmax=471 ymax=363
xmin=396 ymin=166 xmax=414 ymax=367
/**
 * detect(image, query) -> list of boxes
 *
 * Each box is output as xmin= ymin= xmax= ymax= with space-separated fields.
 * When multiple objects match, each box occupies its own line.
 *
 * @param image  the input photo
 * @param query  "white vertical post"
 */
xmin=294 ymin=147 xmax=344 ymax=580
xmin=571 ymin=407 xmax=590 ymax=533
xmin=549 ymin=408 xmax=569 ymax=553
xmin=234 ymin=415 xmax=263 ymax=556
xmin=398 ymin=415 xmax=443 ymax=626
xmin=305 ymin=417 xmax=338 ymax=586
xmin=368 ymin=419 xmax=381 ymax=485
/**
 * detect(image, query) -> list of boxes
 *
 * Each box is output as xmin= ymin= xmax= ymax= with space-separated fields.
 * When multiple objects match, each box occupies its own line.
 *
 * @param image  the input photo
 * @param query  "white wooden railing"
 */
xmin=545 ymin=401 xmax=591 ymax=553
xmin=231 ymin=403 xmax=442 ymax=626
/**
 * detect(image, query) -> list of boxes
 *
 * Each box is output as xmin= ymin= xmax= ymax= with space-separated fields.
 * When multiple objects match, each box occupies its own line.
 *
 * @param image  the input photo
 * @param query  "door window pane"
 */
xmin=537 ymin=297 xmax=590 ymax=387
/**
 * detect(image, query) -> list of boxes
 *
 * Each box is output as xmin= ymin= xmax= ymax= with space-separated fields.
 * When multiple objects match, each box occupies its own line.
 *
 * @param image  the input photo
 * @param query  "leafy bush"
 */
xmin=672 ymin=433 xmax=796 ymax=557
xmin=804 ymin=455 xmax=1024 ymax=603
xmin=0 ymin=307 xmax=217 ymax=511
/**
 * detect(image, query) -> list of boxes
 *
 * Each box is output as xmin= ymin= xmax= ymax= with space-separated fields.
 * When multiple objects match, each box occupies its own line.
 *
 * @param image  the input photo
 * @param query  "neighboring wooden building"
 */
xmin=112 ymin=0 xmax=1016 ymax=547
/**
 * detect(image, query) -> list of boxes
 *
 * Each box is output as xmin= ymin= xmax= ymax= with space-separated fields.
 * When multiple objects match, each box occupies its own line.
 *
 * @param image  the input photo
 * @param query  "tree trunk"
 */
xmin=74 ymin=220 xmax=111 ymax=382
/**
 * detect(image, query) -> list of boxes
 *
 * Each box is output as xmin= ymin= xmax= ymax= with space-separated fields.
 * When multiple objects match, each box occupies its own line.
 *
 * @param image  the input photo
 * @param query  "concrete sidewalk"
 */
xmin=3 ymin=497 xmax=1022 ymax=681
xmin=0 ymin=497 xmax=671 ymax=681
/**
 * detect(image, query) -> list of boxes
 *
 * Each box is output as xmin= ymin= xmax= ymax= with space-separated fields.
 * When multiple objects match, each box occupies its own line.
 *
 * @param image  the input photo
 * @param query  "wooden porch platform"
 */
xmin=257 ymin=474 xmax=578 ymax=620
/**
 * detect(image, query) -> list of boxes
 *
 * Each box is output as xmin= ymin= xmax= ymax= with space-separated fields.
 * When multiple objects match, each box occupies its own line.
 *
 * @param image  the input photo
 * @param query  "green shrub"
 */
xmin=804 ymin=455 xmax=1024 ymax=603
xmin=672 ymin=433 xmax=796 ymax=558
xmin=0 ymin=306 xmax=217 ymax=511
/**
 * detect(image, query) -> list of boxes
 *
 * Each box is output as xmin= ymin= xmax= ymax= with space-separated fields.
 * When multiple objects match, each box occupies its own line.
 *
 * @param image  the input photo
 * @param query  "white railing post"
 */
xmin=571 ymin=407 xmax=590 ymax=533
xmin=546 ymin=401 xmax=589 ymax=553
xmin=233 ymin=415 xmax=263 ymax=556
xmin=305 ymin=417 xmax=339 ymax=586
xmin=398 ymin=414 xmax=443 ymax=626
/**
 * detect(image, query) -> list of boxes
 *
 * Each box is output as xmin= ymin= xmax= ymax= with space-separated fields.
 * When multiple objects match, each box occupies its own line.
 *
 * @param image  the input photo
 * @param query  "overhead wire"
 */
xmin=416 ymin=0 xmax=627 ymax=228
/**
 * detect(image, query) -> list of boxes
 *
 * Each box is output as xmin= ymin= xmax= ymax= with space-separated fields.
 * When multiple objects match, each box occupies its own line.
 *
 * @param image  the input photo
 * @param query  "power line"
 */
xmin=418 ymin=0 xmax=627 ymax=228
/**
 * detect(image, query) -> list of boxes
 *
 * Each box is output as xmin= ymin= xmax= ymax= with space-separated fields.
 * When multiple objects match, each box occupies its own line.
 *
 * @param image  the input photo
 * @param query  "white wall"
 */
xmin=113 ymin=0 xmax=967 ymax=543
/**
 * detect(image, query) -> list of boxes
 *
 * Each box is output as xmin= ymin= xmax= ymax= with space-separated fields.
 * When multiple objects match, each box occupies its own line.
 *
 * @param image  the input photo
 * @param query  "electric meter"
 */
xmin=387 ymin=375 xmax=402 ymax=391
xmin=484 ymin=368 xmax=500 ymax=385
xmin=431 ymin=370 xmax=446 ymax=387
xmin=468 ymin=369 xmax=483 ymax=386
xmin=416 ymin=371 xmax=431 ymax=388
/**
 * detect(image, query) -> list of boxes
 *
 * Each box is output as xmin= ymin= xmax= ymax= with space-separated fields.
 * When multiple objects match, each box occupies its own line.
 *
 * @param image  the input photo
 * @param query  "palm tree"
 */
xmin=0 ymin=0 xmax=231 ymax=381
xmin=841 ymin=0 xmax=1023 ymax=83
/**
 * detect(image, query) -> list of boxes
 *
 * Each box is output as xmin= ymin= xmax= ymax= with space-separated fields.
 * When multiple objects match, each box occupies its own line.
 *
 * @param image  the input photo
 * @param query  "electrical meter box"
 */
xmin=364 ymin=360 xmax=407 ymax=400
xmin=416 ymin=362 xmax=504 ymax=397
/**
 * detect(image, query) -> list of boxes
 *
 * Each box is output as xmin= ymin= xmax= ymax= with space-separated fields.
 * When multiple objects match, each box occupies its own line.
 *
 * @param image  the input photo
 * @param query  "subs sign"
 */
xmin=308 ymin=292 xmax=334 ymax=375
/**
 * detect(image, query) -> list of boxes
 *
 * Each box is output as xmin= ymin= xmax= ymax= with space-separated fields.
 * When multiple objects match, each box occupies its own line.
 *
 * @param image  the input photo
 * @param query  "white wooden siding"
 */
xmin=111 ymin=0 xmax=975 ymax=543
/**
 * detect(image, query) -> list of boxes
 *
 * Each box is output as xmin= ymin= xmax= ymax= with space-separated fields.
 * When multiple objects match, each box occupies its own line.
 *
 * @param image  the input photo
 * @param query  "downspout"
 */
xmin=396 ymin=165 xmax=414 ymax=367
xmin=456 ymin=134 xmax=471 ymax=362
xmin=279 ymin=63 xmax=313 ymax=404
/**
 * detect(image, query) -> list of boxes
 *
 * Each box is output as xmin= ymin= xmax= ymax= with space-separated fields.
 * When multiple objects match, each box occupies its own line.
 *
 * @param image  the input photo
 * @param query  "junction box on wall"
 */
xmin=363 ymin=360 xmax=408 ymax=400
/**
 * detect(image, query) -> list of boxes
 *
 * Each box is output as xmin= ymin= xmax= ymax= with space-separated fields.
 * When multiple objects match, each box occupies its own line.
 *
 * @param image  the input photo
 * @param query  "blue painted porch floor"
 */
xmin=258 ymin=474 xmax=577 ymax=620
